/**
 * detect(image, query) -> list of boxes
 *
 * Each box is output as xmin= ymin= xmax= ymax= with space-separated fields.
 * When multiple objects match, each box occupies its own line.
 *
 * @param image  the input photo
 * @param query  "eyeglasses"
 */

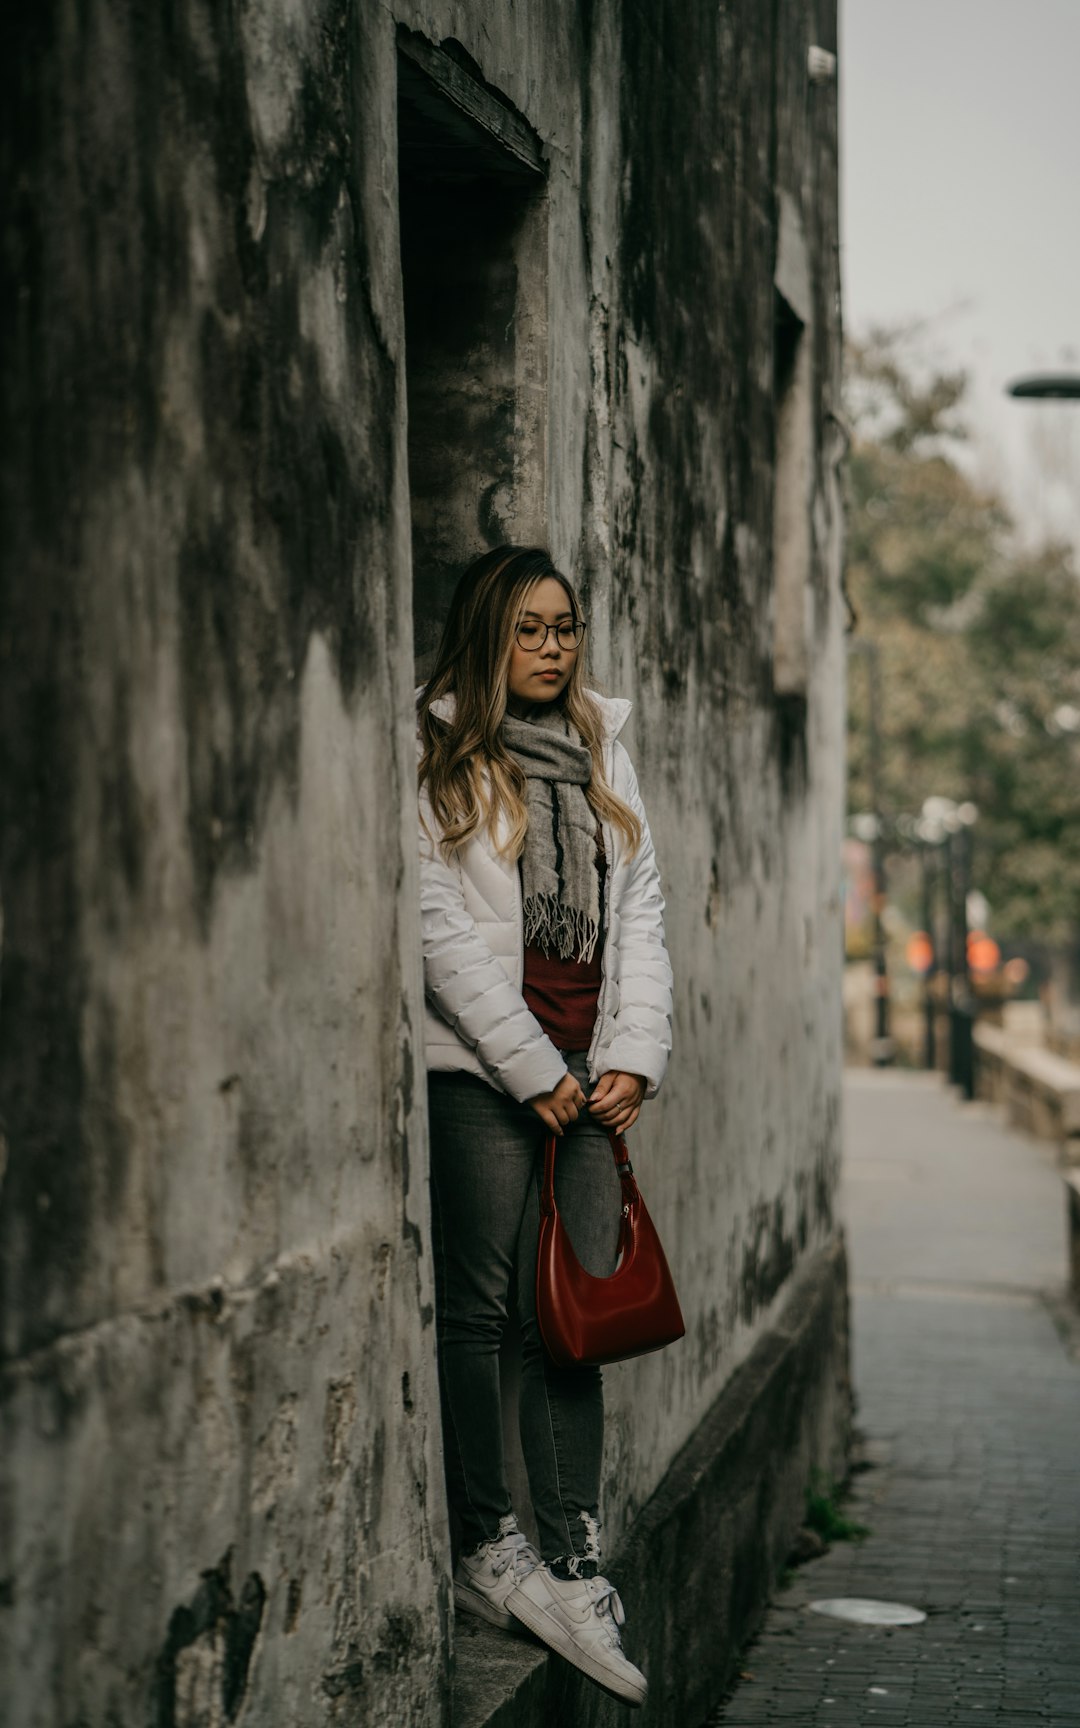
xmin=514 ymin=619 xmax=587 ymax=652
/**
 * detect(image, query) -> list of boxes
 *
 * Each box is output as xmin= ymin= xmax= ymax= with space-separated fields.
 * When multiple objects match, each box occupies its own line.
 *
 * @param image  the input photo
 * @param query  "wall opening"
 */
xmin=771 ymin=192 xmax=814 ymax=706
xmin=397 ymin=34 xmax=549 ymax=677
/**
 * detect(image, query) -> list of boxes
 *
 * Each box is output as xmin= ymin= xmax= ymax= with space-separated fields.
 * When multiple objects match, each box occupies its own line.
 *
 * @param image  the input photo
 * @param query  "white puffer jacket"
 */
xmin=418 ymin=691 xmax=673 ymax=1102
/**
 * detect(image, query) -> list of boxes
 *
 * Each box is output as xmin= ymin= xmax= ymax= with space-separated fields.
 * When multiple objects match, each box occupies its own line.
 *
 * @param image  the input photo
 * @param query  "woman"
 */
xmin=417 ymin=545 xmax=672 ymax=1708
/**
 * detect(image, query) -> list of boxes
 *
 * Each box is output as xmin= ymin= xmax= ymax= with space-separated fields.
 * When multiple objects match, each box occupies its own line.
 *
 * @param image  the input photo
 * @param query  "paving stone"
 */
xmin=704 ymin=1074 xmax=1080 ymax=1728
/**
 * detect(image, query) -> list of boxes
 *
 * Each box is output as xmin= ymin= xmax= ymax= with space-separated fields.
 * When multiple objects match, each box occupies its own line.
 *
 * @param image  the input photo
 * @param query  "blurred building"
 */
xmin=0 ymin=3 xmax=846 ymax=1723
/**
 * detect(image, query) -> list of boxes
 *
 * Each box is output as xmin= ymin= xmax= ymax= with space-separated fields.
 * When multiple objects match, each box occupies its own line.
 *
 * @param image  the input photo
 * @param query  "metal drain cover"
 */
xmin=808 ymin=1597 xmax=926 ymax=1626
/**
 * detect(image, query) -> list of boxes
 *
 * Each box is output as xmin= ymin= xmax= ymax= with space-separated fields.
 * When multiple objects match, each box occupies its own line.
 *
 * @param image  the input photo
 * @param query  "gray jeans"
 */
xmin=427 ymin=1052 xmax=621 ymax=1562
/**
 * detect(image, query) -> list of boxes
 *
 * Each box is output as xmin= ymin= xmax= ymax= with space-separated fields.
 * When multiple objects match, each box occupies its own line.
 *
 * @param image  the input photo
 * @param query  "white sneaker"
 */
xmin=454 ymin=1515 xmax=541 ymax=1629
xmin=505 ymin=1564 xmax=647 ymax=1707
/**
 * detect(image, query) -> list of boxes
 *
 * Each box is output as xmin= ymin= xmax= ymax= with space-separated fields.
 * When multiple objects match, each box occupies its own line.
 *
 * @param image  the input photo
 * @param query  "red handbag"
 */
xmin=536 ymin=1128 xmax=685 ymax=1368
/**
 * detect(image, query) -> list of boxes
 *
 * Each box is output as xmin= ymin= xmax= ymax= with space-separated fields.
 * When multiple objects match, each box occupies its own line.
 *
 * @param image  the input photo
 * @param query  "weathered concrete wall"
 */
xmin=2 ymin=2 xmax=844 ymax=1723
xmin=1 ymin=5 xmax=448 ymax=1724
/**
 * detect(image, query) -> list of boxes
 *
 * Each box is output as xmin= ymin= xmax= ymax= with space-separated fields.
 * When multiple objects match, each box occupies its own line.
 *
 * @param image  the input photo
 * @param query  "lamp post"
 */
xmin=920 ymin=841 xmax=938 ymax=1070
xmin=914 ymin=810 xmax=946 ymax=1070
xmin=921 ymin=796 xmax=978 ymax=1096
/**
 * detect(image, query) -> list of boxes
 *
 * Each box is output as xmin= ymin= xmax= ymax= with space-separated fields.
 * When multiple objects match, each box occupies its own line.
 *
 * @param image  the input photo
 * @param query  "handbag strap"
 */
xmin=540 ymin=1127 xmax=641 ymax=1217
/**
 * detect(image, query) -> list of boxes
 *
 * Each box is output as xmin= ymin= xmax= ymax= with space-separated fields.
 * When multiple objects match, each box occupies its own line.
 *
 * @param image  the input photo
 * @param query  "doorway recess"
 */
xmin=397 ymin=34 xmax=549 ymax=674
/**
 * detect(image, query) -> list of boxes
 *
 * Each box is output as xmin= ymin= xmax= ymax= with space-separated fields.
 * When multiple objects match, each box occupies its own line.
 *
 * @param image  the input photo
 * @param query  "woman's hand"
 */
xmin=587 ymin=1071 xmax=646 ymax=1134
xmin=529 ymin=1073 xmax=587 ymax=1137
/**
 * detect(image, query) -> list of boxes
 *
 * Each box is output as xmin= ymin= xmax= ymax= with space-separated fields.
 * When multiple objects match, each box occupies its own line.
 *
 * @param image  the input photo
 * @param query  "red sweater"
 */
xmin=521 ymin=849 xmax=606 ymax=1054
xmin=522 ymin=939 xmax=603 ymax=1054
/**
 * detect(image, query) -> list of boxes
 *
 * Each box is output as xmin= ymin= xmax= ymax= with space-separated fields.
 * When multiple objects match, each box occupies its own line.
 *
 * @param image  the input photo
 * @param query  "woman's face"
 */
xmin=506 ymin=577 xmax=581 ymax=715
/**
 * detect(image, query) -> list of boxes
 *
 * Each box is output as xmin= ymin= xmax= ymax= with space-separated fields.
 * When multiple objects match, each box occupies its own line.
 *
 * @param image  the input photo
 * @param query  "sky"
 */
xmin=840 ymin=0 xmax=1080 ymax=554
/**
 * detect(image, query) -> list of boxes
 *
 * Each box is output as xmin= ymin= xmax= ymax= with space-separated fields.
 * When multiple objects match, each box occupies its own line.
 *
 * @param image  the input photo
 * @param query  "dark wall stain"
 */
xmin=813 ymin=1144 xmax=835 ymax=1234
xmin=172 ymin=14 xmax=393 ymax=923
xmin=356 ymin=1420 xmax=387 ymax=1542
xmin=395 ymin=1003 xmax=426 ymax=1267
xmin=0 ymin=14 xmax=92 ymax=1355
xmin=322 ymin=1659 xmax=366 ymax=1700
xmin=739 ymin=1196 xmax=797 ymax=1324
xmin=153 ymin=1553 xmax=266 ymax=1727
xmin=608 ymin=0 xmax=841 ymax=868
xmin=776 ymin=692 xmax=809 ymax=796
xmin=616 ymin=2 xmax=774 ymax=710
xmin=321 ymin=1609 xmax=429 ymax=1718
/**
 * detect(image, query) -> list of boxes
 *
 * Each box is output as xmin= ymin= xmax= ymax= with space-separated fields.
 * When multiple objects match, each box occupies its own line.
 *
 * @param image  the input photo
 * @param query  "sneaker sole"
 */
xmin=504 ymin=1589 xmax=647 ymax=1707
xmin=453 ymin=1581 xmax=514 ymax=1631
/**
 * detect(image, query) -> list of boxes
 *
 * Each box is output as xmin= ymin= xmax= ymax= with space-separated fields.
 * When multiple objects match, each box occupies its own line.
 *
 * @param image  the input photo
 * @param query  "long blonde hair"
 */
xmin=418 ymin=546 xmax=641 ymax=861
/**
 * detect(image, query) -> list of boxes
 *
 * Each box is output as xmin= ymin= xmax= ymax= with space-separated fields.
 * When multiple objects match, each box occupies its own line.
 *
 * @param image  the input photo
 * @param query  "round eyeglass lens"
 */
xmin=515 ymin=621 xmax=586 ymax=650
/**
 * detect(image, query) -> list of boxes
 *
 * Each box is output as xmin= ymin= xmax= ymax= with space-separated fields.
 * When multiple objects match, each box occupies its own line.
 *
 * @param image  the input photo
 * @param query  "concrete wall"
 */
xmin=0 ymin=3 xmax=844 ymax=1724
xmin=1 ymin=5 xmax=448 ymax=1724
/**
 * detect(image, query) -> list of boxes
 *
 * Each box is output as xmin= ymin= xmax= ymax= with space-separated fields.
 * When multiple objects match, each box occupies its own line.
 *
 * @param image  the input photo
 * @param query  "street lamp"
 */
xmin=1006 ymin=374 xmax=1080 ymax=400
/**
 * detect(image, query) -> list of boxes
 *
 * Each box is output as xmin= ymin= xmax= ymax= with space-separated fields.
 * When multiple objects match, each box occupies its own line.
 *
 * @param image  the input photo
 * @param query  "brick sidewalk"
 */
xmin=708 ymin=1073 xmax=1080 ymax=1728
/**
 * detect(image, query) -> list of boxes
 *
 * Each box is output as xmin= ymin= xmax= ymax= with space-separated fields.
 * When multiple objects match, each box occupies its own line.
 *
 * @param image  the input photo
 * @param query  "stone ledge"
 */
xmin=975 ymin=1026 xmax=1080 ymax=1163
xmin=451 ymin=1235 xmax=850 ymax=1728
xmin=973 ymin=1020 xmax=1008 ymax=1105
xmin=451 ymin=1619 xmax=548 ymax=1728
xmin=1004 ymin=1044 xmax=1080 ymax=1160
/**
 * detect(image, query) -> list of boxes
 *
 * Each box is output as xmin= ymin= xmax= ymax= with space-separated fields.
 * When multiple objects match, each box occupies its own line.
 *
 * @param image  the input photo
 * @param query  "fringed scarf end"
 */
xmin=523 ymin=894 xmax=601 ymax=964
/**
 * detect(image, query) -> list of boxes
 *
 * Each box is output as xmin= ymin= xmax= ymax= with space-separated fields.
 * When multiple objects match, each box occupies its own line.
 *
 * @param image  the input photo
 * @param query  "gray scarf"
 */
xmin=502 ymin=708 xmax=601 ymax=962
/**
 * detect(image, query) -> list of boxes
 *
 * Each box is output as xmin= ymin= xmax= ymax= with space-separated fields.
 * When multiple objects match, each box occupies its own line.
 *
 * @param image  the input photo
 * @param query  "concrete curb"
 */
xmin=452 ymin=1235 xmax=851 ymax=1727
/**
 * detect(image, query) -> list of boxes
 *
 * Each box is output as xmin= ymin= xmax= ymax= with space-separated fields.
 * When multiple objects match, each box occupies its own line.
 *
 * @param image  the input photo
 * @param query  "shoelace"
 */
xmin=587 ymin=1577 xmax=626 ymax=1648
xmin=486 ymin=1531 xmax=539 ymax=1582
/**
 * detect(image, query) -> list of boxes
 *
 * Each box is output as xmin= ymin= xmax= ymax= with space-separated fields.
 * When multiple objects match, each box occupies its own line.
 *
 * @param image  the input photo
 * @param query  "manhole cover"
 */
xmin=808 ymin=1598 xmax=926 ymax=1626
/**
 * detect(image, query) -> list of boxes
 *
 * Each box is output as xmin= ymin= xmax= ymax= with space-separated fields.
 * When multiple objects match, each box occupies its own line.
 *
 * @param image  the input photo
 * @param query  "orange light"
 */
xmin=966 ymin=931 xmax=1001 ymax=974
xmin=906 ymin=932 xmax=934 ymax=976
